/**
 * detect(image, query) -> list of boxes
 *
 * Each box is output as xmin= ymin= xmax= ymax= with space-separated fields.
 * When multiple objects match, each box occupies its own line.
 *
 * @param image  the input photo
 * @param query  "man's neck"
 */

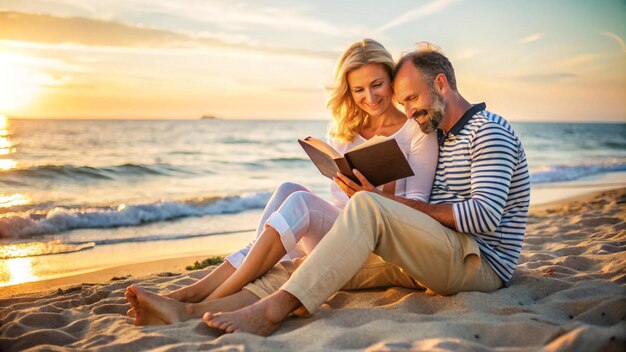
xmin=440 ymin=94 xmax=472 ymax=134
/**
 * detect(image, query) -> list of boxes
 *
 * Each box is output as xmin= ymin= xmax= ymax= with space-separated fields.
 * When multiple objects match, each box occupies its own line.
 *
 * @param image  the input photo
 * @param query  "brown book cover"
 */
xmin=298 ymin=136 xmax=414 ymax=187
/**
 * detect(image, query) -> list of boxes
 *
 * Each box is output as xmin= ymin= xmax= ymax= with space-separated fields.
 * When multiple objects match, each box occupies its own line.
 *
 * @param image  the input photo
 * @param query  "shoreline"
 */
xmin=2 ymin=186 xmax=624 ymax=298
xmin=1 ymin=186 xmax=624 ymax=351
xmin=0 ymin=254 xmax=220 ymax=297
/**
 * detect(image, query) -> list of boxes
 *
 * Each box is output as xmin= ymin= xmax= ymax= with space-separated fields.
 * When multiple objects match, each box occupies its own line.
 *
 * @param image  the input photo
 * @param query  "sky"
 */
xmin=0 ymin=0 xmax=624 ymax=121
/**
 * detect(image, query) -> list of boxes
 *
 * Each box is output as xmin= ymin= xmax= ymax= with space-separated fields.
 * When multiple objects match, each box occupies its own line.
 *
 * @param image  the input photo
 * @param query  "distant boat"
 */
xmin=201 ymin=114 xmax=217 ymax=119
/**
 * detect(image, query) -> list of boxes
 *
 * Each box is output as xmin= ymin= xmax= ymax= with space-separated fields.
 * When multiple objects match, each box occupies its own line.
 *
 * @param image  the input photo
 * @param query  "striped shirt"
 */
xmin=429 ymin=103 xmax=530 ymax=284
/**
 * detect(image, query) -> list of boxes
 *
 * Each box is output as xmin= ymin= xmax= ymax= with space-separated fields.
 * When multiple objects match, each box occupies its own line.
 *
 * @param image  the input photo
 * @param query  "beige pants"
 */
xmin=244 ymin=192 xmax=503 ymax=314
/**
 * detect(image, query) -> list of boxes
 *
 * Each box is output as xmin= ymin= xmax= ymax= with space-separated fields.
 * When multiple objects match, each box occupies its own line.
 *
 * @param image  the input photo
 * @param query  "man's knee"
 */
xmin=346 ymin=191 xmax=387 ymax=215
xmin=349 ymin=191 xmax=386 ymax=205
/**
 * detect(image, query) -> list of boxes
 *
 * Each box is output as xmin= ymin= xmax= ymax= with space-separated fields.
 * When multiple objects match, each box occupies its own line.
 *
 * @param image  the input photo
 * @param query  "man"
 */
xmin=203 ymin=44 xmax=531 ymax=335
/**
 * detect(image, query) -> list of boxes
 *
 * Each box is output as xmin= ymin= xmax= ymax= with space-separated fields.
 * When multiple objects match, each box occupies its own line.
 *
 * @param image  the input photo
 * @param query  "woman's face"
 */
xmin=347 ymin=63 xmax=393 ymax=118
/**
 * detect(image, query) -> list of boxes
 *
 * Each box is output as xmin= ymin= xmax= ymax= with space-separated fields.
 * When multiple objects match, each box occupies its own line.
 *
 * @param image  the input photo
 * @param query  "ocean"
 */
xmin=1 ymin=118 xmax=625 ymax=285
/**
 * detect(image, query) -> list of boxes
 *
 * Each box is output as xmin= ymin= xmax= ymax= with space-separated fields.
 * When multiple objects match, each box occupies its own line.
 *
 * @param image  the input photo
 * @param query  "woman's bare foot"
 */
xmin=202 ymin=290 xmax=300 ymax=336
xmin=124 ymin=284 xmax=192 ymax=325
xmin=126 ymin=307 xmax=167 ymax=325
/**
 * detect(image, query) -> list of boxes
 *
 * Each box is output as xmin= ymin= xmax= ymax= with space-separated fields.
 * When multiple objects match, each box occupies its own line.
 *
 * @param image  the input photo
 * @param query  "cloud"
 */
xmin=374 ymin=0 xmax=461 ymax=34
xmin=0 ymin=11 xmax=338 ymax=61
xmin=521 ymin=33 xmax=544 ymax=44
xmin=140 ymin=0 xmax=364 ymax=37
xmin=599 ymin=31 xmax=626 ymax=54
xmin=0 ymin=0 xmax=364 ymax=38
xmin=559 ymin=53 xmax=607 ymax=67
xmin=0 ymin=51 xmax=85 ymax=73
xmin=514 ymin=72 xmax=577 ymax=82
xmin=0 ymin=11 xmax=196 ymax=47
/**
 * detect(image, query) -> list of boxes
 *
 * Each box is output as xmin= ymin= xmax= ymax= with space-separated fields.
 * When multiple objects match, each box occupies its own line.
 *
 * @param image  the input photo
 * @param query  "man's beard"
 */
xmin=413 ymin=88 xmax=445 ymax=134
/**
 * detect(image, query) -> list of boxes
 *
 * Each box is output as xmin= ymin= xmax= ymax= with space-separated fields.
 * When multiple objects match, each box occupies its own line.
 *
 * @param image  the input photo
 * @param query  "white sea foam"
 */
xmin=530 ymin=160 xmax=626 ymax=184
xmin=0 ymin=192 xmax=271 ymax=239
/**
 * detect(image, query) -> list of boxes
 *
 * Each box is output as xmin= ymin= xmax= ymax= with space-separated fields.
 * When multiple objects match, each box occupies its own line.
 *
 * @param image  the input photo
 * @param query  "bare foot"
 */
xmin=202 ymin=291 xmax=298 ymax=336
xmin=126 ymin=307 xmax=167 ymax=325
xmin=124 ymin=284 xmax=191 ymax=325
xmin=124 ymin=285 xmax=176 ymax=325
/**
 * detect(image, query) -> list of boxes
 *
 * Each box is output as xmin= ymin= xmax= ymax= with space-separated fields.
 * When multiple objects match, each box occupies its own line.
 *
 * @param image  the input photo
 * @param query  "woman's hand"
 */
xmin=333 ymin=169 xmax=380 ymax=198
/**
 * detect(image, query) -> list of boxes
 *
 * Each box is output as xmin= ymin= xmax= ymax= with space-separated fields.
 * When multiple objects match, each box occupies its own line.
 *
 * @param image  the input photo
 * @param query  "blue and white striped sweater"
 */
xmin=430 ymin=109 xmax=530 ymax=284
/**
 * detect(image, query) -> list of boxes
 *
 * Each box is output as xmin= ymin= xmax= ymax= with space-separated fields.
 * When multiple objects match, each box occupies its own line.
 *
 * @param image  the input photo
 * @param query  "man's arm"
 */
xmin=385 ymin=194 xmax=457 ymax=230
xmin=334 ymin=171 xmax=458 ymax=230
xmin=335 ymin=122 xmax=520 ymax=235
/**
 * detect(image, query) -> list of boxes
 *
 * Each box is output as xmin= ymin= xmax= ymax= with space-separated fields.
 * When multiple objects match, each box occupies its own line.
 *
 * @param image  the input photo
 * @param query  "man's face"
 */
xmin=393 ymin=63 xmax=445 ymax=134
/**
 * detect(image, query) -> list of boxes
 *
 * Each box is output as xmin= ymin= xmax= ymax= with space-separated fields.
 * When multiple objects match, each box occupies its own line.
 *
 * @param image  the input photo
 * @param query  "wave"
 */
xmin=0 ymin=240 xmax=95 ymax=259
xmin=530 ymin=160 xmax=626 ymax=184
xmin=0 ymin=163 xmax=192 ymax=184
xmin=263 ymin=157 xmax=309 ymax=163
xmin=0 ymin=228 xmax=254 ymax=259
xmin=0 ymin=192 xmax=271 ymax=239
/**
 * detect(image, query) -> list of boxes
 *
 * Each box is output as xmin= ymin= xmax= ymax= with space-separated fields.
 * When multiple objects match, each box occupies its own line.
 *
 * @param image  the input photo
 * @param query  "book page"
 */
xmin=300 ymin=137 xmax=342 ymax=159
xmin=347 ymin=135 xmax=389 ymax=152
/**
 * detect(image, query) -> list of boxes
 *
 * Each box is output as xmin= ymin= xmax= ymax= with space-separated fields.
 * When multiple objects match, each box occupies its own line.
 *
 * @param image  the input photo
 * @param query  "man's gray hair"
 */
xmin=393 ymin=42 xmax=457 ymax=91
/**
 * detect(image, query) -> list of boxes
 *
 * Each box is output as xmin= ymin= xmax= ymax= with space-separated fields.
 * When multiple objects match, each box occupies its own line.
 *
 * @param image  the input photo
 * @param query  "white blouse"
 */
xmin=328 ymin=118 xmax=438 ymax=208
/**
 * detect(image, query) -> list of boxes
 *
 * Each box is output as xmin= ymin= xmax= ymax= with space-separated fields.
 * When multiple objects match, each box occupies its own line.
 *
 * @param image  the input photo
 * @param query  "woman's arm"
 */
xmin=403 ymin=129 xmax=439 ymax=202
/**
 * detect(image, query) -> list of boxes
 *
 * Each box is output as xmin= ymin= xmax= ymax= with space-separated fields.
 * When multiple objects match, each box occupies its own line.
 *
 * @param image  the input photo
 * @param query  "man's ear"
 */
xmin=434 ymin=73 xmax=449 ymax=94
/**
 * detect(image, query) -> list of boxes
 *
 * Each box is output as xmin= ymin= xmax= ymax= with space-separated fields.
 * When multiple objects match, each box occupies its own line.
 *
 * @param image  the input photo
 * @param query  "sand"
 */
xmin=1 ymin=189 xmax=625 ymax=351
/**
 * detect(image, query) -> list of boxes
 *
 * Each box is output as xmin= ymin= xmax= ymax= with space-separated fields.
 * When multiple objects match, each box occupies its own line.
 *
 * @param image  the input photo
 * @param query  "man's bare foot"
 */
xmin=124 ymin=284 xmax=192 ymax=325
xmin=202 ymin=290 xmax=299 ymax=336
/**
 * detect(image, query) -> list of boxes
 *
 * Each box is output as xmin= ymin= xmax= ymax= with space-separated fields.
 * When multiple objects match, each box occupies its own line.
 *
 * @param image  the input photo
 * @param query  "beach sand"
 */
xmin=1 ymin=189 xmax=625 ymax=351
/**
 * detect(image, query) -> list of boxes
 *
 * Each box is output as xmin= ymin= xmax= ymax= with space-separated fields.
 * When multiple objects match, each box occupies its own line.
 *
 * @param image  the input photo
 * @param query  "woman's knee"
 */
xmin=275 ymin=182 xmax=309 ymax=198
xmin=283 ymin=190 xmax=320 ymax=207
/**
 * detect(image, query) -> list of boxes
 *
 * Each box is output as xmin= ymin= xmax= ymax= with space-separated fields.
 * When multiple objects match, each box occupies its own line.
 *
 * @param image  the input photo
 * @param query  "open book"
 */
xmin=298 ymin=136 xmax=414 ymax=187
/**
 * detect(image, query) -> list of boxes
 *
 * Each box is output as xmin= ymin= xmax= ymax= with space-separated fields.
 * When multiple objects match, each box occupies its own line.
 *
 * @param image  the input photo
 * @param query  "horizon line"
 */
xmin=4 ymin=116 xmax=626 ymax=124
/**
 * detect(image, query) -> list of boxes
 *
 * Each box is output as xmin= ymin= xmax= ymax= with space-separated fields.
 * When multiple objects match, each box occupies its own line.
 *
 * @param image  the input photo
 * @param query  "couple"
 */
xmin=125 ymin=39 xmax=530 ymax=336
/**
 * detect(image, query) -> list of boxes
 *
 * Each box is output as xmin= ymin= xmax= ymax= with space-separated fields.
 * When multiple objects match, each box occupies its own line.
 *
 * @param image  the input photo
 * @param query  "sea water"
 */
xmin=1 ymin=118 xmax=624 ymax=284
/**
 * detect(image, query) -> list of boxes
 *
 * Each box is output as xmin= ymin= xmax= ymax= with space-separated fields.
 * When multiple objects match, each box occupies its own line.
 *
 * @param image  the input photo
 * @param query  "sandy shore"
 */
xmin=1 ymin=189 xmax=625 ymax=351
xmin=0 ymin=255 xmax=213 ymax=298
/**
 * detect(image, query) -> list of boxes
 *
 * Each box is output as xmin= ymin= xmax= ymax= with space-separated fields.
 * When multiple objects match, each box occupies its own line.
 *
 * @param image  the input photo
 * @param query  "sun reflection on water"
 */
xmin=0 ymin=159 xmax=16 ymax=170
xmin=0 ymin=257 xmax=37 ymax=286
xmin=0 ymin=193 xmax=30 ymax=208
xmin=0 ymin=115 xmax=15 ymax=169
xmin=0 ymin=242 xmax=53 ymax=258
xmin=0 ymin=242 xmax=42 ymax=286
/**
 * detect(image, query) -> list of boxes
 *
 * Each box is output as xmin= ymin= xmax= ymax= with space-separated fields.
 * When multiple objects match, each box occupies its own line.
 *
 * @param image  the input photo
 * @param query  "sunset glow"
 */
xmin=0 ymin=1 xmax=623 ymax=121
xmin=0 ymin=56 xmax=41 ymax=113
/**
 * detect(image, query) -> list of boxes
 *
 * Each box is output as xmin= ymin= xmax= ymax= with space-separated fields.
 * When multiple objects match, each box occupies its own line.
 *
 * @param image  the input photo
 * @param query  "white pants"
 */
xmin=225 ymin=182 xmax=342 ymax=268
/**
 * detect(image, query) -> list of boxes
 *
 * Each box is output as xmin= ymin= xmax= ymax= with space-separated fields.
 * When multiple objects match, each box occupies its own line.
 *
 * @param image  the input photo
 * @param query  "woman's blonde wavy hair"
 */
xmin=327 ymin=39 xmax=395 ymax=142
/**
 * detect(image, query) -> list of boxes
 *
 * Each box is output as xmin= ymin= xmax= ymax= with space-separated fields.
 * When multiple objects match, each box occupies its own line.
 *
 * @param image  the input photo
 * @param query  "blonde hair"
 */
xmin=327 ymin=39 xmax=395 ymax=142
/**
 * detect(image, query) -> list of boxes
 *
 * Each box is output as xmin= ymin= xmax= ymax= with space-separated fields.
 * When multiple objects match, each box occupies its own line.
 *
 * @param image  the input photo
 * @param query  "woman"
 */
xmin=125 ymin=39 xmax=438 ymax=325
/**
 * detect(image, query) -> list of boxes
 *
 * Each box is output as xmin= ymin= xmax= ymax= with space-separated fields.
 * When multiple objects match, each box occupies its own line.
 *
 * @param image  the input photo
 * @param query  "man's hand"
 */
xmin=333 ymin=169 xmax=381 ymax=198
xmin=336 ymin=169 xmax=457 ymax=231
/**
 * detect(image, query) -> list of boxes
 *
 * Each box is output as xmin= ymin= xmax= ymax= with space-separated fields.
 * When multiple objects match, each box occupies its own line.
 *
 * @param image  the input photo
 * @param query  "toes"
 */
xmin=216 ymin=320 xmax=230 ymax=331
xmin=127 ymin=308 xmax=136 ymax=317
xmin=126 ymin=284 xmax=136 ymax=295
xmin=204 ymin=313 xmax=228 ymax=330
xmin=124 ymin=288 xmax=133 ymax=300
